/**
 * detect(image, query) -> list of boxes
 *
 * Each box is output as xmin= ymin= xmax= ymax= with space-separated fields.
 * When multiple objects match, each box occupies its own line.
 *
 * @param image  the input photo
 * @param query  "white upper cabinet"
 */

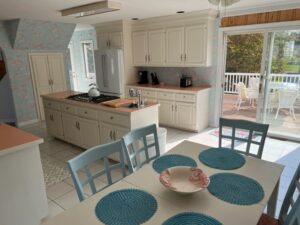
xmin=131 ymin=10 xmax=216 ymax=67
xmin=133 ymin=29 xmax=165 ymax=66
xmin=185 ymin=25 xmax=206 ymax=66
xmin=166 ymin=27 xmax=184 ymax=66
xmin=97 ymin=31 xmax=123 ymax=50
xmin=148 ymin=30 xmax=165 ymax=65
xmin=132 ymin=31 xmax=148 ymax=65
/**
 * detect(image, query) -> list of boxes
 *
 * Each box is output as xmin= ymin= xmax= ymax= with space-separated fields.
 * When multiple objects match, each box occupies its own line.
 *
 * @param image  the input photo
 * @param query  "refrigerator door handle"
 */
xmin=101 ymin=54 xmax=109 ymax=87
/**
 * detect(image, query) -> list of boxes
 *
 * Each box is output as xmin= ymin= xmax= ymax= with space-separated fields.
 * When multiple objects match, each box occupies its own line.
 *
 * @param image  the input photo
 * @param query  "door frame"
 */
xmin=214 ymin=20 xmax=300 ymax=127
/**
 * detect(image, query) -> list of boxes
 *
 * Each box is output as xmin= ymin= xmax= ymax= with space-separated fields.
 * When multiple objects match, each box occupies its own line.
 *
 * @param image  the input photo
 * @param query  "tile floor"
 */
xmin=21 ymin=122 xmax=300 ymax=222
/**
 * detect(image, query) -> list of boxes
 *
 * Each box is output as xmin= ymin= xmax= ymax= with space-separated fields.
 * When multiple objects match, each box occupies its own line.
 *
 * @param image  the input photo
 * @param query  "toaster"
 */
xmin=180 ymin=77 xmax=192 ymax=87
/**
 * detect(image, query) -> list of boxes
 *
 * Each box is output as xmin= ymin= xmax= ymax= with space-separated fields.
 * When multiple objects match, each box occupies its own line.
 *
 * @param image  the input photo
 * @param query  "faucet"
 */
xmin=129 ymin=88 xmax=144 ymax=107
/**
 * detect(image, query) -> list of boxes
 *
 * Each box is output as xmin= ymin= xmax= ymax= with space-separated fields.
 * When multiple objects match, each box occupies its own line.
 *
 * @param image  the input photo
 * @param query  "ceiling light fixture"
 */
xmin=60 ymin=0 xmax=121 ymax=18
xmin=208 ymin=0 xmax=239 ymax=7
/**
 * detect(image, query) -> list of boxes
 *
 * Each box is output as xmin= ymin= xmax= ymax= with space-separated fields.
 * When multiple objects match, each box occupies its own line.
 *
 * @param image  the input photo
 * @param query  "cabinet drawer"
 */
xmin=99 ymin=111 xmax=130 ymax=127
xmin=157 ymin=91 xmax=175 ymax=100
xmin=175 ymin=93 xmax=196 ymax=102
xmin=61 ymin=104 xmax=77 ymax=115
xmin=44 ymin=99 xmax=61 ymax=110
xmin=77 ymin=107 xmax=98 ymax=120
xmin=141 ymin=89 xmax=156 ymax=99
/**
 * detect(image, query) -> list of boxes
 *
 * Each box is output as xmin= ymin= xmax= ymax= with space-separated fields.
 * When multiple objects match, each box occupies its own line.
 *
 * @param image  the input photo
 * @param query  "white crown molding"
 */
xmin=220 ymin=1 xmax=300 ymax=17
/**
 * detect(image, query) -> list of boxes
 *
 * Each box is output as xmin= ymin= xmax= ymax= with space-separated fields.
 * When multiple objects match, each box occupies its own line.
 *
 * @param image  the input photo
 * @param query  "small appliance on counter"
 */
xmin=138 ymin=71 xmax=149 ymax=84
xmin=150 ymin=72 xmax=160 ymax=85
xmin=180 ymin=75 xmax=192 ymax=87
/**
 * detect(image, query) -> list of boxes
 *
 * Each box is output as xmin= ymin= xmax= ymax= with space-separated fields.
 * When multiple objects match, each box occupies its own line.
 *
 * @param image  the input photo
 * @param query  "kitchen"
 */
xmin=0 ymin=1 xmax=300 ymax=225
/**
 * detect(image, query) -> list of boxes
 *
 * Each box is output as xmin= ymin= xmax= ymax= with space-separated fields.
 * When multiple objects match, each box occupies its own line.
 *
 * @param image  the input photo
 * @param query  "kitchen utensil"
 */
xmin=88 ymin=83 xmax=101 ymax=97
xmin=150 ymin=72 xmax=160 ymax=85
xmin=159 ymin=166 xmax=210 ymax=194
xmin=180 ymin=76 xmax=192 ymax=87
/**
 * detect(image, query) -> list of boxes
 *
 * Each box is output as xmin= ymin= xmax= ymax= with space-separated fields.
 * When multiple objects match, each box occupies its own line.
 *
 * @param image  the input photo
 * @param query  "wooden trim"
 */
xmin=221 ymin=8 xmax=300 ymax=27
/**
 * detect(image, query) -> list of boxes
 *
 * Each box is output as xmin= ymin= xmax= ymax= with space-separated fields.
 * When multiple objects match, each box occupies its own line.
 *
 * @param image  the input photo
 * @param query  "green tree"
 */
xmin=226 ymin=34 xmax=264 ymax=73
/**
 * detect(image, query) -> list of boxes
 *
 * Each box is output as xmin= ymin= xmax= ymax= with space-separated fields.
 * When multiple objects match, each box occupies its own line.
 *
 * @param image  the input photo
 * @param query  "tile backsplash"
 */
xmin=138 ymin=67 xmax=214 ymax=86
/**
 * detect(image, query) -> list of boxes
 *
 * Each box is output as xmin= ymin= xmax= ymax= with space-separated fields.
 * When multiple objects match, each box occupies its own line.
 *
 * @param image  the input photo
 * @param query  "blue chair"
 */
xmin=258 ymin=163 xmax=300 ymax=225
xmin=67 ymin=140 xmax=130 ymax=201
xmin=122 ymin=124 xmax=160 ymax=172
xmin=219 ymin=117 xmax=269 ymax=159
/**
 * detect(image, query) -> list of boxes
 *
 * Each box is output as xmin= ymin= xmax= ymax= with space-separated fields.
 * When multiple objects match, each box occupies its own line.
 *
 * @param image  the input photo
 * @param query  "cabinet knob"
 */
xmin=66 ymin=107 xmax=69 ymax=110
xmin=110 ymin=116 xmax=114 ymax=120
xmin=84 ymin=111 xmax=87 ymax=114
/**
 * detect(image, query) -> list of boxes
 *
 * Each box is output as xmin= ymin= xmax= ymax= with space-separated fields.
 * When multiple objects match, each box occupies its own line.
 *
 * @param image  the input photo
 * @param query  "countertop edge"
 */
xmin=0 ymin=138 xmax=43 ymax=157
xmin=127 ymin=84 xmax=211 ymax=93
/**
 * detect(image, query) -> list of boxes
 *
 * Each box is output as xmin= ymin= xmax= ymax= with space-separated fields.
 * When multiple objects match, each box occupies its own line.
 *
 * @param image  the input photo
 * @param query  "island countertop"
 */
xmin=0 ymin=123 xmax=43 ymax=155
xmin=41 ymin=91 xmax=159 ymax=115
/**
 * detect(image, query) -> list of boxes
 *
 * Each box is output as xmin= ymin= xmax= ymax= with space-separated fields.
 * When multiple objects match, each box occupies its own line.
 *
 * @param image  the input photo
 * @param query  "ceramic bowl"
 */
xmin=159 ymin=166 xmax=210 ymax=194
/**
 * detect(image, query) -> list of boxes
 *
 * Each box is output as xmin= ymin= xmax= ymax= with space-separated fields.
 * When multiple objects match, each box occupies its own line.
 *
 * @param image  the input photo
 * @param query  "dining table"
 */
xmin=42 ymin=140 xmax=284 ymax=225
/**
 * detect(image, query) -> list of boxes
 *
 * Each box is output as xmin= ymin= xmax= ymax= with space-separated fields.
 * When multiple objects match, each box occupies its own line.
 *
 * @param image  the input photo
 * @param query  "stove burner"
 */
xmin=66 ymin=93 xmax=119 ymax=103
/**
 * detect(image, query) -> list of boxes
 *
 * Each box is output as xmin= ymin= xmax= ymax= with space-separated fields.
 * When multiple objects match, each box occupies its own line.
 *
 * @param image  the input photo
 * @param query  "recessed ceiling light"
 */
xmin=176 ymin=11 xmax=185 ymax=14
xmin=132 ymin=18 xmax=139 ymax=20
xmin=60 ymin=0 xmax=121 ymax=18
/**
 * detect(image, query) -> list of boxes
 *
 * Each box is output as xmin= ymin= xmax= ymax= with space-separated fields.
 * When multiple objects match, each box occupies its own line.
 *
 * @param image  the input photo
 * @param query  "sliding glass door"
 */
xmin=258 ymin=30 xmax=300 ymax=140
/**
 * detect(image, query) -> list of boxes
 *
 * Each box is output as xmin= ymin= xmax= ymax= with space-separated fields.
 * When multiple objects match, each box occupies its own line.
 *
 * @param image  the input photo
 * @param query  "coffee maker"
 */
xmin=138 ymin=71 xmax=149 ymax=84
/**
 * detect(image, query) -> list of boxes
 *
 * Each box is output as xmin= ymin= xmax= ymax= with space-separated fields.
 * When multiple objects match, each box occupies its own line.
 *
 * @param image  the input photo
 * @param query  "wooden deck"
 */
xmin=222 ymin=94 xmax=300 ymax=140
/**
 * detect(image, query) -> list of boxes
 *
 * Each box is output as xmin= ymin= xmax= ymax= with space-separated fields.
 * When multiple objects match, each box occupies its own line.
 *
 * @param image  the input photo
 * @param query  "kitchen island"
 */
xmin=41 ymin=91 xmax=159 ymax=150
xmin=0 ymin=124 xmax=47 ymax=225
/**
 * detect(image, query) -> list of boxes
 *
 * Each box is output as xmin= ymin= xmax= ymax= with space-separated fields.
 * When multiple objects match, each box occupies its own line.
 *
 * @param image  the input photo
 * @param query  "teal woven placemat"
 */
xmin=152 ymin=154 xmax=197 ymax=173
xmin=199 ymin=148 xmax=245 ymax=170
xmin=208 ymin=173 xmax=264 ymax=205
xmin=95 ymin=189 xmax=157 ymax=225
xmin=162 ymin=212 xmax=222 ymax=225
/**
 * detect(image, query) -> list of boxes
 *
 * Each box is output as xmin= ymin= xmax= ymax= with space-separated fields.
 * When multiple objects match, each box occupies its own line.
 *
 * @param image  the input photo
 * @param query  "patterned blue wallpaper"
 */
xmin=0 ymin=19 xmax=75 ymax=125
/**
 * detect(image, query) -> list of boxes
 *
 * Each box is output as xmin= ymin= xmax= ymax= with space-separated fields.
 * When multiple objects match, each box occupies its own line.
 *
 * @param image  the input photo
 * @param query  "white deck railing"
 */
xmin=224 ymin=72 xmax=300 ymax=94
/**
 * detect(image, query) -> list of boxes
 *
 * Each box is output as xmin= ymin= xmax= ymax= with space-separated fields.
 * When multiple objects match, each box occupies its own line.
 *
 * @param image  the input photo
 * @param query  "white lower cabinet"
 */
xmin=45 ymin=108 xmax=64 ymax=139
xmin=100 ymin=122 xmax=128 ymax=144
xmin=158 ymin=100 xmax=174 ymax=126
xmin=175 ymin=102 xmax=196 ymax=130
xmin=79 ymin=118 xmax=100 ymax=149
xmin=62 ymin=113 xmax=81 ymax=147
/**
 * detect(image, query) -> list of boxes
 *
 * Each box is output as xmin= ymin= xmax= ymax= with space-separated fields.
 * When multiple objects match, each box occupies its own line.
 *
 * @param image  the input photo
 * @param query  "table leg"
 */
xmin=267 ymin=179 xmax=279 ymax=217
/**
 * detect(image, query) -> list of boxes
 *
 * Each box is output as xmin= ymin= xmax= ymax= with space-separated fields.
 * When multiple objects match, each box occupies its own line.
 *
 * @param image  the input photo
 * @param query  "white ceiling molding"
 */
xmin=208 ymin=0 xmax=240 ymax=7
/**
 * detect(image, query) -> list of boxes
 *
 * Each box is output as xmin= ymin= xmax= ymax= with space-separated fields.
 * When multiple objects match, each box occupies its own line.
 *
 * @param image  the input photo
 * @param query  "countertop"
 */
xmin=0 ymin=123 xmax=43 ymax=154
xmin=41 ymin=91 xmax=159 ymax=114
xmin=127 ymin=83 xmax=211 ymax=92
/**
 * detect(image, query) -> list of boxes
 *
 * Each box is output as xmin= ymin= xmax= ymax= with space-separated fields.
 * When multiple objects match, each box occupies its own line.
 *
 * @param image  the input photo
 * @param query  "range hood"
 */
xmin=60 ymin=0 xmax=121 ymax=18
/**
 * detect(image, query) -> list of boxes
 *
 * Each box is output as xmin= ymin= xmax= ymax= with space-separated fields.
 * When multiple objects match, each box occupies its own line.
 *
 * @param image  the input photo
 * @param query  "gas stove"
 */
xmin=66 ymin=93 xmax=119 ymax=104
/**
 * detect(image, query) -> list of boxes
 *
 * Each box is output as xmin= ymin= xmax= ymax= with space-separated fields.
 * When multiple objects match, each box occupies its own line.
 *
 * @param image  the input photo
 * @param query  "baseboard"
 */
xmin=17 ymin=119 xmax=40 ymax=127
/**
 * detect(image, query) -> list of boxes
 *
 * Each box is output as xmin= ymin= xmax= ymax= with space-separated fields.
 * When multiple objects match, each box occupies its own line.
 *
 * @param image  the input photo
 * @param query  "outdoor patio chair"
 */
xmin=257 ymin=163 xmax=300 ymax=225
xmin=219 ymin=117 xmax=269 ymax=159
xmin=122 ymin=124 xmax=160 ymax=172
xmin=275 ymin=89 xmax=299 ymax=120
xmin=67 ymin=140 xmax=131 ymax=201
xmin=235 ymin=82 xmax=258 ymax=110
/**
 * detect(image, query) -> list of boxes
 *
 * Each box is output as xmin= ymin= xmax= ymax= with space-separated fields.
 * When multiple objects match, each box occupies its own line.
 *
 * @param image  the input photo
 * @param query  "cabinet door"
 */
xmin=166 ymin=27 xmax=184 ymax=65
xmin=99 ymin=122 xmax=115 ymax=144
xmin=109 ymin=32 xmax=123 ymax=49
xmin=30 ymin=55 xmax=51 ymax=120
xmin=185 ymin=25 xmax=206 ymax=65
xmin=132 ymin=31 xmax=148 ymax=65
xmin=175 ymin=102 xmax=196 ymax=130
xmin=148 ymin=30 xmax=165 ymax=65
xmin=48 ymin=53 xmax=67 ymax=92
xmin=97 ymin=32 xmax=109 ymax=50
xmin=45 ymin=108 xmax=63 ymax=138
xmin=62 ymin=113 xmax=81 ymax=146
xmin=158 ymin=100 xmax=174 ymax=126
xmin=79 ymin=118 xmax=100 ymax=149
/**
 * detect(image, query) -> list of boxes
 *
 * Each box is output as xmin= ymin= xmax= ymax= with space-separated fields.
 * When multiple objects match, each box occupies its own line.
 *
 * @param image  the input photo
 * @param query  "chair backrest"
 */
xmin=122 ymin=124 xmax=160 ymax=172
xmin=219 ymin=117 xmax=269 ymax=159
xmin=249 ymin=77 xmax=259 ymax=90
xmin=280 ymin=163 xmax=300 ymax=225
xmin=278 ymin=89 xmax=299 ymax=108
xmin=235 ymin=82 xmax=247 ymax=99
xmin=67 ymin=140 xmax=129 ymax=201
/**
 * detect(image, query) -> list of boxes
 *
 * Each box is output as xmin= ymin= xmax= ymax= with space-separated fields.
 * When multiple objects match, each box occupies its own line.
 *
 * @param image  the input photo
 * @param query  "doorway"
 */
xmin=220 ymin=27 xmax=300 ymax=141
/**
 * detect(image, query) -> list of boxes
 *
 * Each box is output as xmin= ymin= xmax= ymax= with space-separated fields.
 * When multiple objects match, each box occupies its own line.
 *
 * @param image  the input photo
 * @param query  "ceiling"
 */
xmin=0 ymin=0 xmax=300 ymax=25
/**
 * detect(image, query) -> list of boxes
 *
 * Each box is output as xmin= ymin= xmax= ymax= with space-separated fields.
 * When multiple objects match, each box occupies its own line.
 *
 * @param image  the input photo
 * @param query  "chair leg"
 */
xmin=275 ymin=108 xmax=280 ymax=119
xmin=291 ymin=107 xmax=296 ymax=120
xmin=238 ymin=100 xmax=241 ymax=111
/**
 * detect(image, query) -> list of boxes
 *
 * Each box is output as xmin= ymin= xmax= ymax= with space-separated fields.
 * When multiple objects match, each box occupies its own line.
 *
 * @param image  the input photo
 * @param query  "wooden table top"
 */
xmin=42 ymin=140 xmax=284 ymax=225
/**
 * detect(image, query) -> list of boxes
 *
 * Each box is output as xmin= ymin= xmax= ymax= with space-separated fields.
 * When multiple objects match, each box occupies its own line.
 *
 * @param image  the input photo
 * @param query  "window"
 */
xmin=81 ymin=40 xmax=96 ymax=79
